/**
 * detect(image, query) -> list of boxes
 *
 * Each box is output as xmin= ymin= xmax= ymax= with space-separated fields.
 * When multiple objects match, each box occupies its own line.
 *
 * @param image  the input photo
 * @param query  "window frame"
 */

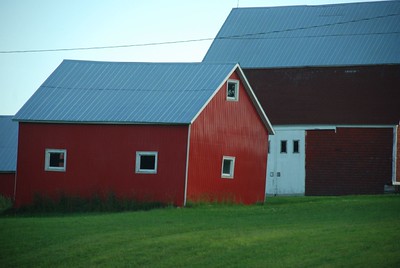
xmin=45 ymin=149 xmax=67 ymax=172
xmin=226 ymin=80 xmax=239 ymax=101
xmin=135 ymin=151 xmax=158 ymax=174
xmin=221 ymin=156 xmax=235 ymax=179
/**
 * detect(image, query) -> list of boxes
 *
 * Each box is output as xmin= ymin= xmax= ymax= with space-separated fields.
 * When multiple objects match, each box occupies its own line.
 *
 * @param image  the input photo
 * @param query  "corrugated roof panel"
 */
xmin=14 ymin=61 xmax=237 ymax=124
xmin=203 ymin=1 xmax=400 ymax=67
xmin=0 ymin=116 xmax=18 ymax=172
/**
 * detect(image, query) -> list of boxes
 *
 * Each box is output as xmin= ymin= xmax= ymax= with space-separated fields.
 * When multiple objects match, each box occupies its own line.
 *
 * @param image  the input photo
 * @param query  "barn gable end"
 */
xmin=187 ymin=69 xmax=269 ymax=204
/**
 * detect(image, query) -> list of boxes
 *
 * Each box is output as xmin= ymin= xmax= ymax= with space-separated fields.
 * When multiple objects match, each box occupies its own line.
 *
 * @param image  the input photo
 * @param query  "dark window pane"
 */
xmin=49 ymin=153 xmax=64 ymax=167
xmin=140 ymin=155 xmax=155 ymax=170
xmin=280 ymin=140 xmax=287 ymax=153
xmin=293 ymin=140 xmax=299 ymax=153
xmin=227 ymin=82 xmax=236 ymax=98
xmin=223 ymin=159 xmax=232 ymax=174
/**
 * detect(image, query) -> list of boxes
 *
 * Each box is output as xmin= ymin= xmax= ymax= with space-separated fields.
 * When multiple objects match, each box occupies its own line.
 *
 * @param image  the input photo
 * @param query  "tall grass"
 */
xmin=11 ymin=192 xmax=167 ymax=214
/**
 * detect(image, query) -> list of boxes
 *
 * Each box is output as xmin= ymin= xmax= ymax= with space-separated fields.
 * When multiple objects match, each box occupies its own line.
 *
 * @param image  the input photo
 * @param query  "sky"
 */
xmin=0 ymin=0 xmax=387 ymax=115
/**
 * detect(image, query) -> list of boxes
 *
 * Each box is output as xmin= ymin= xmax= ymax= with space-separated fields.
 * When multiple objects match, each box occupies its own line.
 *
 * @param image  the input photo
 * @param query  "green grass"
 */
xmin=1 ymin=195 xmax=399 ymax=267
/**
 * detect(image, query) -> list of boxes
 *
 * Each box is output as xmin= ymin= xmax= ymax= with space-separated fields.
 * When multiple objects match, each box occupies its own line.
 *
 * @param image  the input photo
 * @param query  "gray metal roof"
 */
xmin=0 ymin=116 xmax=18 ymax=172
xmin=14 ymin=60 xmax=239 ymax=124
xmin=203 ymin=1 xmax=400 ymax=68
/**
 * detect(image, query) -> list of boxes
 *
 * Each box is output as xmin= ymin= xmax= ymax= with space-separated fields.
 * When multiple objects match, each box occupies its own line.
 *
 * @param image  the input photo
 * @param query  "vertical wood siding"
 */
xmin=306 ymin=128 xmax=393 ymax=195
xmin=187 ymin=71 xmax=269 ymax=204
xmin=15 ymin=123 xmax=188 ymax=207
xmin=0 ymin=173 xmax=15 ymax=198
xmin=397 ymin=125 xmax=400 ymax=184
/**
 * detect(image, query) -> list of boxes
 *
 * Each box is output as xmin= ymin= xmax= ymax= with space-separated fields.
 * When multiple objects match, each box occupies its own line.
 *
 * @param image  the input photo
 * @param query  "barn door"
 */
xmin=266 ymin=129 xmax=305 ymax=195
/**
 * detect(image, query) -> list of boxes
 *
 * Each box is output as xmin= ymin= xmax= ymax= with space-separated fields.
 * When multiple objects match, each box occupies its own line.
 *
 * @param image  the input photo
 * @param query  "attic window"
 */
xmin=221 ymin=156 xmax=235 ymax=179
xmin=45 ymin=149 xmax=67 ymax=172
xmin=226 ymin=80 xmax=239 ymax=101
xmin=136 ymin=152 xmax=158 ymax=174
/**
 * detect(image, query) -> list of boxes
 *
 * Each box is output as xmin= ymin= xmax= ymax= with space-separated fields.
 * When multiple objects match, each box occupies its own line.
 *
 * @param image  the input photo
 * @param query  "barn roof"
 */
xmin=203 ymin=1 xmax=400 ymax=68
xmin=14 ymin=60 xmax=273 ymax=132
xmin=0 ymin=116 xmax=18 ymax=172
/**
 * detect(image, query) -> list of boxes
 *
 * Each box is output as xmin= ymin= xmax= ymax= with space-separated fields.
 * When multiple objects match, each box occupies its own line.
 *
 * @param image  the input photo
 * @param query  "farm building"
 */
xmin=13 ymin=60 xmax=274 ymax=207
xmin=203 ymin=1 xmax=400 ymax=195
xmin=0 ymin=116 xmax=18 ymax=199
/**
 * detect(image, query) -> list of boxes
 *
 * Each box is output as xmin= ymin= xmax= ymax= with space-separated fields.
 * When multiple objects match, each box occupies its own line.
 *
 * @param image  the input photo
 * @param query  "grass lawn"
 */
xmin=0 ymin=195 xmax=399 ymax=267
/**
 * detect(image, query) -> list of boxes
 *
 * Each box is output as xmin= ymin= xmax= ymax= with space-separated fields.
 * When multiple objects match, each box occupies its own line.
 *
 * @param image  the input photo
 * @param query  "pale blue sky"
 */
xmin=0 ymin=0 xmax=385 ymax=115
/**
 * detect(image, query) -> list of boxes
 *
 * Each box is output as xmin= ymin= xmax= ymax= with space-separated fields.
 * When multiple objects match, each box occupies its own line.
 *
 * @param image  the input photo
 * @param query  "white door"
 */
xmin=266 ymin=129 xmax=305 ymax=195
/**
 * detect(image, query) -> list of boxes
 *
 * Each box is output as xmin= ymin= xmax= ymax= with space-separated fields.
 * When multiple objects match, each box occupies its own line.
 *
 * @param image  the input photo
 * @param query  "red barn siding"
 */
xmin=396 ymin=125 xmax=400 ymax=184
xmin=15 ymin=123 xmax=188 ymax=207
xmin=306 ymin=128 xmax=393 ymax=195
xmin=0 ymin=173 xmax=15 ymax=198
xmin=187 ymin=71 xmax=269 ymax=204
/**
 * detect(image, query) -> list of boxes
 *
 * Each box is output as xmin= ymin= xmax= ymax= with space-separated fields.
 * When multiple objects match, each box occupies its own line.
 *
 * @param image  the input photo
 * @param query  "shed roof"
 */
xmin=15 ymin=61 xmax=237 ymax=124
xmin=0 ymin=116 xmax=18 ymax=172
xmin=203 ymin=1 xmax=400 ymax=68
xmin=14 ymin=60 xmax=274 ymax=132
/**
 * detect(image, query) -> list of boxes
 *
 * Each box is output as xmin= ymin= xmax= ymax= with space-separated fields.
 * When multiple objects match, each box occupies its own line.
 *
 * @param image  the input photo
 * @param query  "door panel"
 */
xmin=267 ymin=130 xmax=305 ymax=195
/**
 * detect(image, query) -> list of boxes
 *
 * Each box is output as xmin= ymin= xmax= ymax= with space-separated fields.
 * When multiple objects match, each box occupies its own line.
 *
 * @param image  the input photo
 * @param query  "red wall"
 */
xmin=0 ymin=173 xmax=15 ymax=198
xmin=187 ymin=71 xmax=269 ymax=204
xmin=306 ymin=128 xmax=393 ymax=195
xmin=15 ymin=124 xmax=188 ymax=207
xmin=397 ymin=125 xmax=400 ymax=184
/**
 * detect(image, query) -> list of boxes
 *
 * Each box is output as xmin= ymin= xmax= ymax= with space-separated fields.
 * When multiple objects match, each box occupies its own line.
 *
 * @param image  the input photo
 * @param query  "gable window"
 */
xmin=293 ymin=140 xmax=300 ymax=153
xmin=45 ymin=149 xmax=67 ymax=172
xmin=136 ymin=151 xmax=158 ymax=174
xmin=221 ymin=156 xmax=235 ymax=179
xmin=280 ymin=140 xmax=287 ymax=154
xmin=226 ymin=80 xmax=239 ymax=101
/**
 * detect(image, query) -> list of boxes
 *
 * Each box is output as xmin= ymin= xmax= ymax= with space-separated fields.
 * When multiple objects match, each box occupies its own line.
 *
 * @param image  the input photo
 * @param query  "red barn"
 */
xmin=14 ymin=60 xmax=274 ymax=207
xmin=204 ymin=1 xmax=400 ymax=195
xmin=0 ymin=116 xmax=18 ymax=199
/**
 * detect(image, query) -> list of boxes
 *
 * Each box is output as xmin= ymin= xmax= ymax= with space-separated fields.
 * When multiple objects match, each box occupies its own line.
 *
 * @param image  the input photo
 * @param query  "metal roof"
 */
xmin=0 ymin=116 xmax=18 ymax=172
xmin=203 ymin=1 xmax=400 ymax=68
xmin=14 ymin=60 xmax=239 ymax=124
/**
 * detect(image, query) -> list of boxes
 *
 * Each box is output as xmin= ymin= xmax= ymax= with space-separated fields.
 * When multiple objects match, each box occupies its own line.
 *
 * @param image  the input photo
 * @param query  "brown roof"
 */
xmin=244 ymin=65 xmax=400 ymax=126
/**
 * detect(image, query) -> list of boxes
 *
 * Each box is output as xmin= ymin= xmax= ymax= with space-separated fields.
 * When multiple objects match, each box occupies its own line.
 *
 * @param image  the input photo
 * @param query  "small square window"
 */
xmin=136 ymin=152 xmax=158 ymax=174
xmin=45 ymin=149 xmax=67 ymax=172
xmin=226 ymin=80 xmax=239 ymax=101
xmin=293 ymin=140 xmax=300 ymax=154
xmin=280 ymin=140 xmax=287 ymax=153
xmin=221 ymin=156 xmax=235 ymax=179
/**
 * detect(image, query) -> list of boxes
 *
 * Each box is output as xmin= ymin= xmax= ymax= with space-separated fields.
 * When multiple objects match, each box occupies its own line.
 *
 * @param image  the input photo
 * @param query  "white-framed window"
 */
xmin=136 ymin=151 xmax=158 ymax=174
xmin=221 ymin=156 xmax=235 ymax=179
xmin=45 ymin=149 xmax=67 ymax=172
xmin=226 ymin=80 xmax=239 ymax=101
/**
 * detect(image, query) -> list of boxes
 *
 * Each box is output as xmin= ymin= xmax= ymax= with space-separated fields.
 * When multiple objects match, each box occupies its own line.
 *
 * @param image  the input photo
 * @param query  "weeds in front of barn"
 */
xmin=5 ymin=192 xmax=167 ymax=214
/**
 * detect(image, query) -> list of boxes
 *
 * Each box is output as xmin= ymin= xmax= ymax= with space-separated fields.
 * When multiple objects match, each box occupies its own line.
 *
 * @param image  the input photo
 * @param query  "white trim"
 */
xmin=135 ymin=151 xmax=158 ymax=174
xmin=235 ymin=65 xmax=275 ymax=135
xmin=45 ymin=149 xmax=67 ymax=172
xmin=393 ymin=125 xmax=399 ymax=185
xmin=273 ymin=125 xmax=397 ymax=131
xmin=221 ymin=156 xmax=235 ymax=179
xmin=183 ymin=125 xmax=191 ymax=206
xmin=226 ymin=79 xmax=239 ymax=101
xmin=190 ymin=65 xmax=237 ymax=124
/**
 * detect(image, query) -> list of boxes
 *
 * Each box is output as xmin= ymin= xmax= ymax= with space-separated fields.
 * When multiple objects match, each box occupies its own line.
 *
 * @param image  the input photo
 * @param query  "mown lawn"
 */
xmin=0 ymin=195 xmax=399 ymax=267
